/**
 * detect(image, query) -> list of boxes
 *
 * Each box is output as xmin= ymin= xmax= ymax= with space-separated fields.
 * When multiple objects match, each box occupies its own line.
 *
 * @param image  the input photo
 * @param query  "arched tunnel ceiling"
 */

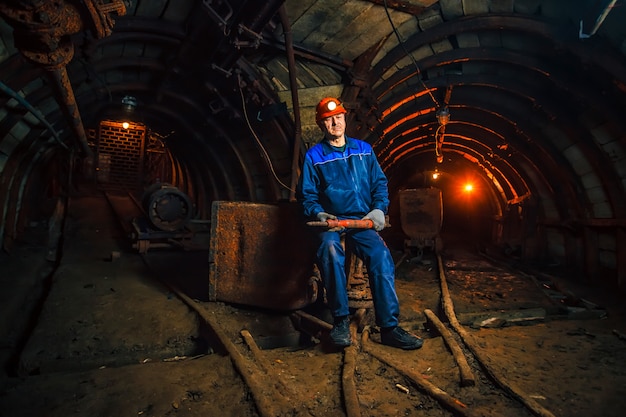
xmin=0 ymin=0 xmax=625 ymax=248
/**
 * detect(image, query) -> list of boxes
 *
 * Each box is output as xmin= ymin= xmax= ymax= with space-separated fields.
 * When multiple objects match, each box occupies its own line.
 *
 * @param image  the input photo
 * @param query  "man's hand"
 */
xmin=317 ymin=212 xmax=337 ymax=222
xmin=363 ymin=209 xmax=385 ymax=231
xmin=316 ymin=212 xmax=344 ymax=232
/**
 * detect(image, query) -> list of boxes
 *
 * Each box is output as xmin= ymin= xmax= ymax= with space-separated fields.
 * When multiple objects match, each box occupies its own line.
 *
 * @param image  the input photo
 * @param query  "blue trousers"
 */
xmin=316 ymin=228 xmax=399 ymax=328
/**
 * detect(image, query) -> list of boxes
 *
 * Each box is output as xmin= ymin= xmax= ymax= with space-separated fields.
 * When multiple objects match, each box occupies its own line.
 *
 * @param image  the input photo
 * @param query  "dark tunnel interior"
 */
xmin=1 ymin=2 xmax=626 ymax=416
xmin=1 ymin=0 xmax=625 ymax=290
xmin=0 ymin=1 xmax=625 ymax=299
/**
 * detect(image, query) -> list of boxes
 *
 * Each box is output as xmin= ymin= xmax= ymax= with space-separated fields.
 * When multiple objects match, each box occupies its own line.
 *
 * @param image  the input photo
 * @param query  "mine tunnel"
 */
xmin=0 ymin=1 xmax=625 ymax=416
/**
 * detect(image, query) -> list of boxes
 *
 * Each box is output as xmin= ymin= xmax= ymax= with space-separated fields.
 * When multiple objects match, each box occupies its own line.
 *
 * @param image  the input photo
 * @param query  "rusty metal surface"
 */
xmin=345 ymin=255 xmax=374 ymax=309
xmin=0 ymin=0 xmax=81 ymax=67
xmin=306 ymin=219 xmax=374 ymax=229
xmin=398 ymin=187 xmax=443 ymax=241
xmin=208 ymin=201 xmax=319 ymax=310
xmin=0 ymin=0 xmax=126 ymax=161
xmin=0 ymin=0 xmax=126 ymax=67
xmin=47 ymin=67 xmax=93 ymax=158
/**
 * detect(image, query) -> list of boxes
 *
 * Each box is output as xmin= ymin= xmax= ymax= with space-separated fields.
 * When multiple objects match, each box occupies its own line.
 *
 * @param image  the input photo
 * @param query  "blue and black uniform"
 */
xmin=298 ymin=136 xmax=400 ymax=328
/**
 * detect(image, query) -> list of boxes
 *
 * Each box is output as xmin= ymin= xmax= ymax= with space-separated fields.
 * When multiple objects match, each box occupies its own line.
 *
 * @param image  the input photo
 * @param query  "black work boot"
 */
xmin=329 ymin=316 xmax=351 ymax=347
xmin=380 ymin=326 xmax=423 ymax=350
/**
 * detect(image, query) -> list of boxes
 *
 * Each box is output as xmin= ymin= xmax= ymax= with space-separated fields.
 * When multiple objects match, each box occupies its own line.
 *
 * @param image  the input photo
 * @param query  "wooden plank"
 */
xmin=291 ymin=0 xmax=350 ymax=43
xmin=284 ymin=0 xmax=320 ymax=28
xmin=277 ymin=85 xmax=345 ymax=109
xmin=424 ymin=309 xmax=475 ymax=387
xmin=264 ymin=57 xmax=294 ymax=91
xmin=365 ymin=0 xmax=438 ymax=15
xmin=325 ymin=3 xmax=385 ymax=58
xmin=297 ymin=61 xmax=327 ymax=86
xmin=331 ymin=5 xmax=414 ymax=60
xmin=455 ymin=308 xmax=547 ymax=328
xmin=300 ymin=1 xmax=365 ymax=49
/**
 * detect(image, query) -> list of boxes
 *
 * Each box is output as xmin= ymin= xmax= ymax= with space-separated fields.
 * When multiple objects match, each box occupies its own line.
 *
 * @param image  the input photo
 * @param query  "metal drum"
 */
xmin=398 ymin=187 xmax=443 ymax=254
xmin=142 ymin=183 xmax=193 ymax=232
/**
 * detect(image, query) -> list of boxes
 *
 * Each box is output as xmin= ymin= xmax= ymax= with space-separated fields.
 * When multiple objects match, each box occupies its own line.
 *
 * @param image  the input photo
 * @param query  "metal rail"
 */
xmin=435 ymin=252 xmax=557 ymax=417
xmin=285 ymin=247 xmax=563 ymax=417
xmin=149 ymin=247 xmax=563 ymax=417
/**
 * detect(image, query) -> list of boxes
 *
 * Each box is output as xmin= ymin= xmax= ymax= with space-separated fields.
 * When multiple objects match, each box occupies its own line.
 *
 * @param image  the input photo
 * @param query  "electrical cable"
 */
xmin=382 ymin=0 xmax=440 ymax=108
xmin=237 ymin=73 xmax=294 ymax=193
xmin=382 ymin=1 xmax=450 ymax=163
xmin=434 ymin=123 xmax=447 ymax=164
xmin=0 ymin=80 xmax=69 ymax=150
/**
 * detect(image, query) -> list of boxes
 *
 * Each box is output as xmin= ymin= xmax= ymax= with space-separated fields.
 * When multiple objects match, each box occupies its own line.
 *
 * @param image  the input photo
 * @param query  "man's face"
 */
xmin=320 ymin=113 xmax=346 ymax=140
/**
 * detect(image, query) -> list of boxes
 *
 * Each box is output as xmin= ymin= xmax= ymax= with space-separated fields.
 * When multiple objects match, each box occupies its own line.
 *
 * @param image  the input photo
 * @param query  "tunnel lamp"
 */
xmin=464 ymin=183 xmax=474 ymax=192
xmin=120 ymin=96 xmax=136 ymax=130
xmin=121 ymin=95 xmax=137 ymax=113
xmin=434 ymin=107 xmax=449 ymax=164
xmin=432 ymin=170 xmax=439 ymax=180
xmin=436 ymin=106 xmax=450 ymax=126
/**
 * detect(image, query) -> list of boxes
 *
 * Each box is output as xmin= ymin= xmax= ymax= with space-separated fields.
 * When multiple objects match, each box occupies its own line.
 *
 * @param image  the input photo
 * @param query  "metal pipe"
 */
xmin=279 ymin=4 xmax=303 ymax=202
xmin=307 ymin=219 xmax=374 ymax=229
xmin=0 ymin=0 xmax=124 ymax=162
xmin=590 ymin=0 xmax=618 ymax=36
xmin=46 ymin=67 xmax=94 ymax=159
xmin=0 ymin=80 xmax=68 ymax=150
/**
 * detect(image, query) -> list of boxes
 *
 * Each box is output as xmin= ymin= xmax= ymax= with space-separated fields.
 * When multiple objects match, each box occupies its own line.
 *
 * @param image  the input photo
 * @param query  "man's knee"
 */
xmin=318 ymin=237 xmax=344 ymax=259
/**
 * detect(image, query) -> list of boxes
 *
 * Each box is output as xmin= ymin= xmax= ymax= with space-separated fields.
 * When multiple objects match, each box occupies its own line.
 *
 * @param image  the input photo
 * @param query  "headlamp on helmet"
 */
xmin=315 ymin=97 xmax=347 ymax=123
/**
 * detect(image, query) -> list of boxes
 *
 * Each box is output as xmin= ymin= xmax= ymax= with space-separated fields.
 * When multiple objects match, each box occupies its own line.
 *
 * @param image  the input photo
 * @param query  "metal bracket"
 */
xmin=202 ymin=0 xmax=234 ymax=35
xmin=234 ymin=24 xmax=263 ymax=49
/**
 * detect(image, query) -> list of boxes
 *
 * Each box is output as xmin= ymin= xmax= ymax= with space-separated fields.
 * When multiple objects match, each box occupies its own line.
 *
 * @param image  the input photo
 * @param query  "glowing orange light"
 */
xmin=122 ymin=121 xmax=130 ymax=129
xmin=464 ymin=183 xmax=474 ymax=192
xmin=432 ymin=172 xmax=439 ymax=180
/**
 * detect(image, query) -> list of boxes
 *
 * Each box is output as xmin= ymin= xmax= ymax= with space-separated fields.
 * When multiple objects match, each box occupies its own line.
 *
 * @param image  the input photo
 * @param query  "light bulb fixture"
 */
xmin=432 ymin=169 xmax=439 ymax=180
xmin=121 ymin=95 xmax=137 ymax=113
xmin=436 ymin=106 xmax=450 ymax=126
xmin=120 ymin=96 xmax=136 ymax=130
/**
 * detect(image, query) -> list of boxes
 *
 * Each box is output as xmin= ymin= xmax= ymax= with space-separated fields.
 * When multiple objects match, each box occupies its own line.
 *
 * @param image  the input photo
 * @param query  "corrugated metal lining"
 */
xmin=0 ymin=0 xmax=625 ymax=282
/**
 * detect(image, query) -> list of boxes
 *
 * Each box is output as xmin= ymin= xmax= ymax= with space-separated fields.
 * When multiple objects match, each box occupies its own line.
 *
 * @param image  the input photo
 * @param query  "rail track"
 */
xmin=89 ymin=191 xmax=612 ymax=416
xmin=5 ymin=191 xmax=615 ymax=417
xmin=151 ymin=239 xmax=575 ymax=417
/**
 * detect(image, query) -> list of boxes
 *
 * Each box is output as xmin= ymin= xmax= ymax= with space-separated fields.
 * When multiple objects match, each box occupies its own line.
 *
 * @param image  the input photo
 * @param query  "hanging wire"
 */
xmin=382 ymin=0 xmax=440 ymax=108
xmin=382 ymin=1 xmax=450 ymax=163
xmin=435 ymin=124 xmax=445 ymax=162
xmin=237 ymin=73 xmax=294 ymax=193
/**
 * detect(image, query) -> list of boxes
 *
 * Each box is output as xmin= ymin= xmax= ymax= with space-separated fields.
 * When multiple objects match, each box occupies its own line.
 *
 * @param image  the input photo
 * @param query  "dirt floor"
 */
xmin=1 ymin=193 xmax=626 ymax=417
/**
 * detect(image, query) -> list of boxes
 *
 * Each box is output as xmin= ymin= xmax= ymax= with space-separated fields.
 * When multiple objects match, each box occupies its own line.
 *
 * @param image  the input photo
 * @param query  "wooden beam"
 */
xmin=423 ymin=309 xmax=475 ymax=387
xmin=362 ymin=0 xmax=437 ymax=15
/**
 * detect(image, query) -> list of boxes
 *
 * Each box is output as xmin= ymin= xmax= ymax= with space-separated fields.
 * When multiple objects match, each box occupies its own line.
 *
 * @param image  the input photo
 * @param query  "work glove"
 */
xmin=316 ymin=212 xmax=343 ymax=232
xmin=317 ymin=212 xmax=337 ymax=222
xmin=363 ymin=209 xmax=385 ymax=231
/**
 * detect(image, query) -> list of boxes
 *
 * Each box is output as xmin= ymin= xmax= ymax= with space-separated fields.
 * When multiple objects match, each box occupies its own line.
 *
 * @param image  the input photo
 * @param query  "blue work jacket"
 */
xmin=298 ymin=136 xmax=390 ymax=220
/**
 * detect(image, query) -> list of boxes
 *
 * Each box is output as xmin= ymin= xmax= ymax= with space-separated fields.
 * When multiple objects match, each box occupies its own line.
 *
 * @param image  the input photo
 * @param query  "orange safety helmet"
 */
xmin=315 ymin=97 xmax=347 ymax=124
